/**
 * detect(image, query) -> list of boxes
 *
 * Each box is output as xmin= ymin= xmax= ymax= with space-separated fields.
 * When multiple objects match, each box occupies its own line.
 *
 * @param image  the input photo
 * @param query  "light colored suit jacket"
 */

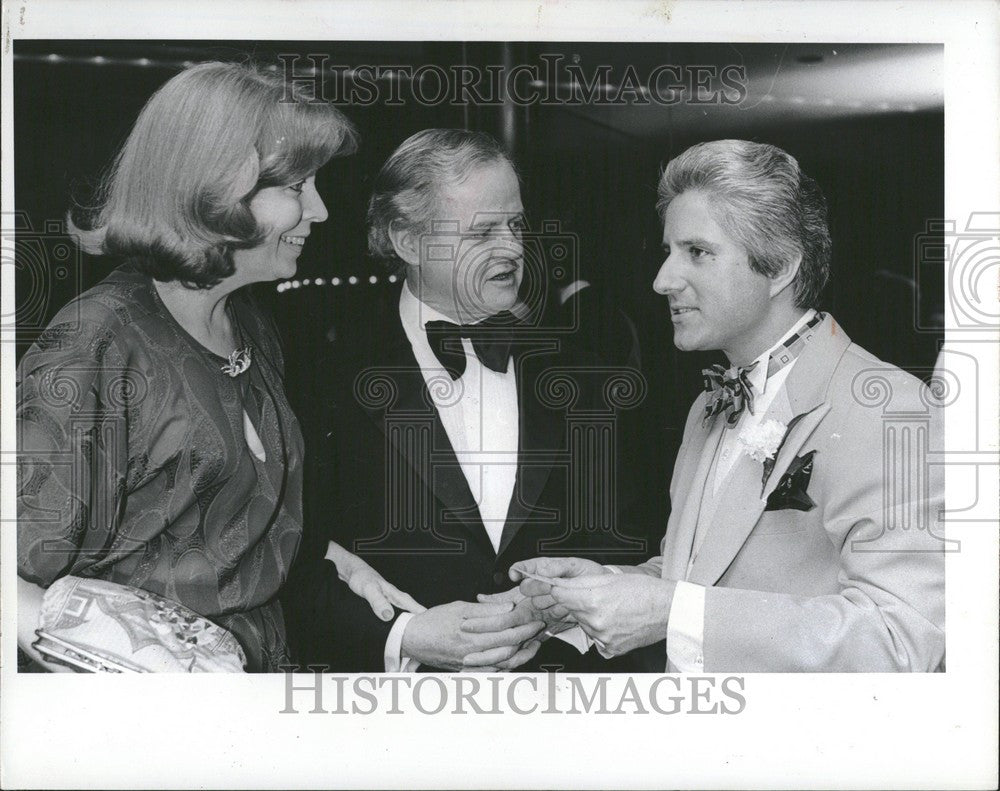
xmin=645 ymin=314 xmax=946 ymax=671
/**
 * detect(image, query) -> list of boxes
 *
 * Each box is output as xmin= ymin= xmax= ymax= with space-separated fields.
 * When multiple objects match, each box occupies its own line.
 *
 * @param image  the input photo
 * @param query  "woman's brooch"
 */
xmin=221 ymin=347 xmax=252 ymax=377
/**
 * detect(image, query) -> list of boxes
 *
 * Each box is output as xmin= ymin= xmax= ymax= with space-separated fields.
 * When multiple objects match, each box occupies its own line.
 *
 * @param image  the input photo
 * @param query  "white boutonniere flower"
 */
xmin=738 ymin=419 xmax=787 ymax=463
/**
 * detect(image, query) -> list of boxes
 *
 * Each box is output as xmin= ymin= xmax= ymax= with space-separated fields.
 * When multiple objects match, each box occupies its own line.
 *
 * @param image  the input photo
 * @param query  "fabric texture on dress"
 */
xmin=17 ymin=263 xmax=304 ymax=672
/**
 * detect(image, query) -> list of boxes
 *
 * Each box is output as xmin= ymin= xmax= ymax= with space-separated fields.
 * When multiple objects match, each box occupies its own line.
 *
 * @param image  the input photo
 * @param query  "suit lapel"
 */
xmin=687 ymin=314 xmax=851 ymax=586
xmin=760 ymin=391 xmax=830 ymax=503
xmin=356 ymin=309 xmax=495 ymax=556
xmin=497 ymin=344 xmax=561 ymax=557
xmin=688 ymin=440 xmax=771 ymax=585
xmin=660 ymin=409 xmax=726 ymax=581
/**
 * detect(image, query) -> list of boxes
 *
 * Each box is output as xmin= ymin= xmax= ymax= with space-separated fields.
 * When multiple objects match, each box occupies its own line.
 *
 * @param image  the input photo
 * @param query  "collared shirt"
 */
xmin=385 ymin=282 xmax=520 ymax=671
xmin=398 ymin=280 xmax=520 ymax=548
xmin=667 ymin=309 xmax=817 ymax=673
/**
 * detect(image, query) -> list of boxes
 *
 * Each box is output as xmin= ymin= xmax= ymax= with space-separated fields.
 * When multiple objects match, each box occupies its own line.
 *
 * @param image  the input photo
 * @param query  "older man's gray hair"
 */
xmin=367 ymin=128 xmax=515 ymax=273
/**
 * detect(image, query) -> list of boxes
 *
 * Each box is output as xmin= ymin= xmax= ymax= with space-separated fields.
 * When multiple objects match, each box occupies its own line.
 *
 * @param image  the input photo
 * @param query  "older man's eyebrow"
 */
xmin=677 ymin=237 xmax=715 ymax=248
xmin=469 ymin=213 xmax=524 ymax=231
xmin=468 ymin=215 xmax=502 ymax=229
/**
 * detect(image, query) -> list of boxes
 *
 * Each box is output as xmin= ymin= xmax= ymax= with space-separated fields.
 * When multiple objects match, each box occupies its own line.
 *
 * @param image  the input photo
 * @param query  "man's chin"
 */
xmin=482 ymin=293 xmax=518 ymax=316
xmin=671 ymin=332 xmax=706 ymax=353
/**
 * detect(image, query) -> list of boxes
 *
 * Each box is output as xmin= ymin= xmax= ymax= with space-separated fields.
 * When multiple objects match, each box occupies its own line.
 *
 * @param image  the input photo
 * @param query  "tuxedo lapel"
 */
xmin=497 ymin=344 xmax=561 ymax=557
xmin=356 ymin=310 xmax=495 ymax=556
xmin=687 ymin=313 xmax=851 ymax=586
xmin=783 ymin=315 xmax=851 ymax=425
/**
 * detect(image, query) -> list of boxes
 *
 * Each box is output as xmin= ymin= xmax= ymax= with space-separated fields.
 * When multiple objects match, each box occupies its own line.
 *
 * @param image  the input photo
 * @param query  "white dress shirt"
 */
xmin=384 ymin=283 xmax=520 ymax=671
xmin=399 ymin=282 xmax=521 ymax=551
xmin=667 ymin=309 xmax=817 ymax=672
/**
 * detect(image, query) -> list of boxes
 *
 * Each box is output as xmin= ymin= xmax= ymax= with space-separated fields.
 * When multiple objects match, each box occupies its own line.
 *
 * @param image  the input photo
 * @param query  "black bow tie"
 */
xmin=424 ymin=312 xmax=516 ymax=380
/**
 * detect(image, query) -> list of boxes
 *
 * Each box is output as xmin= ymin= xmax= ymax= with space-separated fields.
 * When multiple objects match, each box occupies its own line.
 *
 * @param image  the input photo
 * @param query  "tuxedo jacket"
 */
xmin=282 ymin=287 xmax=649 ymax=671
xmin=549 ymin=283 xmax=642 ymax=372
xmin=645 ymin=313 xmax=946 ymax=672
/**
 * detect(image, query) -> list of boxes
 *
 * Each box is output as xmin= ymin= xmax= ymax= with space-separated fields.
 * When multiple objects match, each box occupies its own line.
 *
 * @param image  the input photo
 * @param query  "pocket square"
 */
xmin=764 ymin=450 xmax=817 ymax=512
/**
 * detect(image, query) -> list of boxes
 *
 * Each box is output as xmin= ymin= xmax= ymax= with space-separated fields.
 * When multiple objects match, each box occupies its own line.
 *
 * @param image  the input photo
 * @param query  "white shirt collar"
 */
xmin=399 ymin=279 xmax=498 ymax=334
xmin=399 ymin=279 xmax=456 ymax=334
xmin=746 ymin=308 xmax=818 ymax=396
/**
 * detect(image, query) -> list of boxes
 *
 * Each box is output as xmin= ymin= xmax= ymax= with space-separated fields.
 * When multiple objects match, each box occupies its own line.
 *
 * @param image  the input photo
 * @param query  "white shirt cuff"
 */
xmin=666 ymin=580 xmax=705 ymax=672
xmin=384 ymin=611 xmax=421 ymax=672
xmin=552 ymin=625 xmax=591 ymax=654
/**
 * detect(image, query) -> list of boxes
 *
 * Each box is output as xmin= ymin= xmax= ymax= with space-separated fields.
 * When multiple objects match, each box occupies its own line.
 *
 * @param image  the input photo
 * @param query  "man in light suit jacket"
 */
xmin=510 ymin=139 xmax=946 ymax=672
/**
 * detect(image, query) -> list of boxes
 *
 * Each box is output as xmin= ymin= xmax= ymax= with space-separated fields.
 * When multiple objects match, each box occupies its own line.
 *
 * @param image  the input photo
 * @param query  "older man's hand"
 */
xmin=400 ymin=600 xmax=544 ymax=671
xmin=458 ymin=589 xmax=549 ymax=671
xmin=466 ymin=586 xmax=578 ymax=653
xmin=546 ymin=573 xmax=677 ymax=657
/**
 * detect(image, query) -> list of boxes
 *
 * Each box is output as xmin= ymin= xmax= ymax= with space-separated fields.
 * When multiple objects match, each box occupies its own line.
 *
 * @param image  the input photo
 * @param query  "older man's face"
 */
xmin=412 ymin=159 xmax=525 ymax=323
xmin=652 ymin=189 xmax=774 ymax=364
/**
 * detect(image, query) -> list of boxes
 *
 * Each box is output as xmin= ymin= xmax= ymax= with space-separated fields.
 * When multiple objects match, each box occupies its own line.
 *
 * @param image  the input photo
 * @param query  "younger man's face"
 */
xmin=653 ymin=189 xmax=775 ymax=364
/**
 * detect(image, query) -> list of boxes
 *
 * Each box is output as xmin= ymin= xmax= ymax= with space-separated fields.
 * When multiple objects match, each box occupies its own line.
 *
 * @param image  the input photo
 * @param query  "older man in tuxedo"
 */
xmin=512 ymin=139 xmax=946 ymax=672
xmin=284 ymin=129 xmax=647 ymax=672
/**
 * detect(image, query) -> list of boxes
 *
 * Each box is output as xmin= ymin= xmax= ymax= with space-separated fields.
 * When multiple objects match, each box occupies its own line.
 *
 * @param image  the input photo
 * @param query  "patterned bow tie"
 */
xmin=425 ymin=311 xmax=516 ymax=380
xmin=702 ymin=362 xmax=759 ymax=427
xmin=702 ymin=311 xmax=826 ymax=428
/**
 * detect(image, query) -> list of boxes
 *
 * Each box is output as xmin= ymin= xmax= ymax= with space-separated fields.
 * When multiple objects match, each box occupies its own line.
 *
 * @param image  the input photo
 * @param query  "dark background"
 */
xmin=13 ymin=40 xmax=945 ymax=555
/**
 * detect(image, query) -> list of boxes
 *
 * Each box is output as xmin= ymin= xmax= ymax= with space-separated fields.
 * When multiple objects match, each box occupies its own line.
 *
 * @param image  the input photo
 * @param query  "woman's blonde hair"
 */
xmin=72 ymin=61 xmax=356 ymax=287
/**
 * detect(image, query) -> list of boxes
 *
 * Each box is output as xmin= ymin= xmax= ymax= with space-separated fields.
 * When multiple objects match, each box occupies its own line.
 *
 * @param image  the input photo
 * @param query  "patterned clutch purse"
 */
xmin=32 ymin=576 xmax=247 ymax=673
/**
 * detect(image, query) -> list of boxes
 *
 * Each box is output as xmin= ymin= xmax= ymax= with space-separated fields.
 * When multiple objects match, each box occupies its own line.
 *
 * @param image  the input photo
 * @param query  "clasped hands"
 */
xmin=502 ymin=557 xmax=676 ymax=658
xmin=399 ymin=577 xmax=585 ymax=673
xmin=336 ymin=541 xmax=673 ymax=671
xmin=329 ymin=541 xmax=548 ymax=672
xmin=407 ymin=556 xmax=674 ymax=671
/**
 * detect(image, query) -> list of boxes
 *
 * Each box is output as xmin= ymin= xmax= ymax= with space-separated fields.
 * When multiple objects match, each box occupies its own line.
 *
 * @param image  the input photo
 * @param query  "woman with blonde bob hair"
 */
xmin=17 ymin=61 xmax=422 ymax=672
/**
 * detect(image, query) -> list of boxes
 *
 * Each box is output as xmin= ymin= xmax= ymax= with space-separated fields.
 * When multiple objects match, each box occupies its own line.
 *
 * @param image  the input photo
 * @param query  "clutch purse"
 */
xmin=32 ymin=576 xmax=247 ymax=673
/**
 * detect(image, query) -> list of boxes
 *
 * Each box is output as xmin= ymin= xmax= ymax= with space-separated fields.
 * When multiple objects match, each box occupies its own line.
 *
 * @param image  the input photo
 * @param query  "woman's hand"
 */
xmin=324 ymin=541 xmax=425 ymax=621
xmin=17 ymin=576 xmax=73 ymax=672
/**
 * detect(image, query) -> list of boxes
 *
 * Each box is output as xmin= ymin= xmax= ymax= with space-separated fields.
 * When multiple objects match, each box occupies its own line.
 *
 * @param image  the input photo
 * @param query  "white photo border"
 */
xmin=1 ymin=1 xmax=997 ymax=789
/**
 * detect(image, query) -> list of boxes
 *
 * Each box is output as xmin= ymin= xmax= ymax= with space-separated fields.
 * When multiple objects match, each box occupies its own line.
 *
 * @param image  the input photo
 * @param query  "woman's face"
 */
xmin=233 ymin=173 xmax=328 ymax=283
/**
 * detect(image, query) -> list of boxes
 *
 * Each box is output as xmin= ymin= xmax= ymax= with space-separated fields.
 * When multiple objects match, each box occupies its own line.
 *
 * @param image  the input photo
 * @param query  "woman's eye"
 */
xmin=287 ymin=181 xmax=306 ymax=194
